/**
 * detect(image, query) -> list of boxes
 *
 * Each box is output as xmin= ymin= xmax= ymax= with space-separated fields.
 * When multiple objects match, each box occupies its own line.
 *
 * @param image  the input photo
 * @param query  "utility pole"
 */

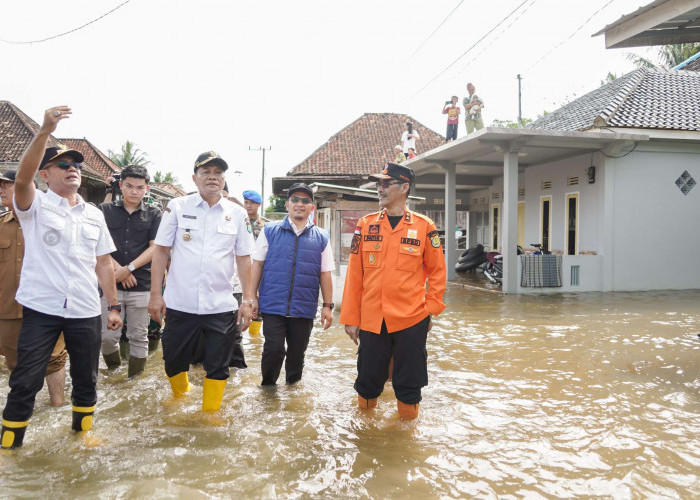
xmin=249 ymin=146 xmax=272 ymax=214
xmin=517 ymin=74 xmax=523 ymax=127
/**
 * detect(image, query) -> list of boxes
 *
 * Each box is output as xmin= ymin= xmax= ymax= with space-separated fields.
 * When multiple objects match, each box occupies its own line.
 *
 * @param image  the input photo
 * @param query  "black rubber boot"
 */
xmin=102 ymin=351 xmax=121 ymax=369
xmin=71 ymin=406 xmax=95 ymax=432
xmin=148 ymin=336 xmax=160 ymax=353
xmin=119 ymin=340 xmax=130 ymax=360
xmin=1 ymin=422 xmax=27 ymax=449
xmin=127 ymin=356 xmax=147 ymax=378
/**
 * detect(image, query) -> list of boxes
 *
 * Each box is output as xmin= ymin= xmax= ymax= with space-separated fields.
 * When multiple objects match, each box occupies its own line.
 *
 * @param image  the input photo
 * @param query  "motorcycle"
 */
xmin=482 ymin=245 xmax=524 ymax=284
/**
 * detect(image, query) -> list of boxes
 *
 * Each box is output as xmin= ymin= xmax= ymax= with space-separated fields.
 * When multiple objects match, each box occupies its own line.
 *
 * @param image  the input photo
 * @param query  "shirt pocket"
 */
xmin=214 ymin=221 xmax=238 ymax=248
xmin=38 ymin=208 xmax=66 ymax=249
xmin=0 ymin=239 xmax=11 ymax=262
xmin=396 ymin=244 xmax=421 ymax=272
xmin=363 ymin=243 xmax=381 ymax=269
xmin=81 ymin=221 xmax=101 ymax=255
xmin=176 ymin=217 xmax=198 ymax=243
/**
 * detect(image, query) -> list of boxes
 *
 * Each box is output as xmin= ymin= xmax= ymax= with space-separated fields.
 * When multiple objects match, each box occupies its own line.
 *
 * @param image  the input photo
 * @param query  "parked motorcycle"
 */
xmin=531 ymin=243 xmax=551 ymax=255
xmin=482 ymin=245 xmax=524 ymax=284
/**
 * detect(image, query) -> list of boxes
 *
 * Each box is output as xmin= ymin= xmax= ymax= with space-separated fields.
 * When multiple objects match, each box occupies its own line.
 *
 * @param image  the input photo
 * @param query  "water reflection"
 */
xmin=0 ymin=287 xmax=699 ymax=497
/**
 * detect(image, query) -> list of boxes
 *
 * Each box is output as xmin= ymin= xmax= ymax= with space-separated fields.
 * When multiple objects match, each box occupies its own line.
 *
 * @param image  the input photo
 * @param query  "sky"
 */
xmin=1 ymin=0 xmax=658 ymax=203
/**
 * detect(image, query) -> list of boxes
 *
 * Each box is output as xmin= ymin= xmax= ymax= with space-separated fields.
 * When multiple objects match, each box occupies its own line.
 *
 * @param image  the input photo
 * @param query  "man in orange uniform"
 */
xmin=340 ymin=163 xmax=446 ymax=420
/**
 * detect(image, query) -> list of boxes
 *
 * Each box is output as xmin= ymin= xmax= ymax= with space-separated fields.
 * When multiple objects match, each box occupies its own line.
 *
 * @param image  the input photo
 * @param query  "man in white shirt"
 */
xmin=251 ymin=183 xmax=334 ymax=386
xmin=148 ymin=151 xmax=255 ymax=414
xmin=1 ymin=106 xmax=123 ymax=449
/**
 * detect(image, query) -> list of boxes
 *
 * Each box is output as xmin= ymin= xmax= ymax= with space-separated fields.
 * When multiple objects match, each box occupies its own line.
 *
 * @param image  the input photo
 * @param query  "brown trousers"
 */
xmin=0 ymin=318 xmax=67 ymax=374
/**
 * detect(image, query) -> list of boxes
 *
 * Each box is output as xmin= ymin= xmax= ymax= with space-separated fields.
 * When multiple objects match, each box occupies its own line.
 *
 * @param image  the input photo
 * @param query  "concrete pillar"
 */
xmin=443 ymin=163 xmax=457 ymax=280
xmin=502 ymin=150 xmax=519 ymax=293
xmin=601 ymin=157 xmax=614 ymax=291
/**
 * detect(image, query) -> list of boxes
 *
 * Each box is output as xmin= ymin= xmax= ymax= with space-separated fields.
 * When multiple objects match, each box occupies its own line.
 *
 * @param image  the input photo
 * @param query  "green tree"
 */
xmin=600 ymin=72 xmax=618 ymax=86
xmin=108 ymin=140 xmax=150 ymax=168
xmin=265 ymin=195 xmax=286 ymax=214
xmin=626 ymin=42 xmax=700 ymax=69
xmin=490 ymin=117 xmax=533 ymax=128
xmin=153 ymin=171 xmax=182 ymax=188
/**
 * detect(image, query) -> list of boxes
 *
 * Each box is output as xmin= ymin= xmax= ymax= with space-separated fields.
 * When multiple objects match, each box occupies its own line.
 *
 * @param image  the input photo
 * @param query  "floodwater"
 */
xmin=0 ymin=286 xmax=699 ymax=498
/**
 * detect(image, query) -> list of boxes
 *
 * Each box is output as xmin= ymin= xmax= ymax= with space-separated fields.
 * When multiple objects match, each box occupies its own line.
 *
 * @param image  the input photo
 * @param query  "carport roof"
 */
xmin=404 ymin=127 xmax=649 ymax=187
xmin=593 ymin=0 xmax=700 ymax=48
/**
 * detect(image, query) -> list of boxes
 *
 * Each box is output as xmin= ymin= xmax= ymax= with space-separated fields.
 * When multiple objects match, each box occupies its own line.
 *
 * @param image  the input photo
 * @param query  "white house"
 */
xmin=407 ymin=67 xmax=700 ymax=293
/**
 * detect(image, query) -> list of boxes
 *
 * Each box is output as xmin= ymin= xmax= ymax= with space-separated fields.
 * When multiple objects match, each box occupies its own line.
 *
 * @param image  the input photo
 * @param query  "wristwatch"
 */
xmin=322 ymin=302 xmax=335 ymax=310
xmin=107 ymin=304 xmax=122 ymax=312
xmin=127 ymin=263 xmax=136 ymax=272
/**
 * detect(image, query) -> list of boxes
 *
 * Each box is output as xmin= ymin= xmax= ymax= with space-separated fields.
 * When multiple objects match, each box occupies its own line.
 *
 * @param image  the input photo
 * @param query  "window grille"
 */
xmin=542 ymin=181 xmax=552 ymax=190
xmin=567 ymin=176 xmax=579 ymax=186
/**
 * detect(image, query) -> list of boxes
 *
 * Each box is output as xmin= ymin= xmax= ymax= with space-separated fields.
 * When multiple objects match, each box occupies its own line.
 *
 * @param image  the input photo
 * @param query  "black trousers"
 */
xmin=3 ymin=307 xmax=101 ymax=422
xmin=260 ymin=313 xmax=313 ymax=385
xmin=191 ymin=294 xmax=246 ymax=369
xmin=162 ymin=308 xmax=235 ymax=380
xmin=354 ymin=315 xmax=430 ymax=405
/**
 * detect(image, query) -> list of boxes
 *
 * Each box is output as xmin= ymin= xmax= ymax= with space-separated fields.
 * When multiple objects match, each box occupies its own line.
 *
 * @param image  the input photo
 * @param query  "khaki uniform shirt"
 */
xmin=0 ymin=211 xmax=24 ymax=319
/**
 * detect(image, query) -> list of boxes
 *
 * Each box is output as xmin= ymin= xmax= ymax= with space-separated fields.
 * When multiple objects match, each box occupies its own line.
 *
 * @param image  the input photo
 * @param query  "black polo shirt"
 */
xmin=98 ymin=200 xmax=162 ymax=292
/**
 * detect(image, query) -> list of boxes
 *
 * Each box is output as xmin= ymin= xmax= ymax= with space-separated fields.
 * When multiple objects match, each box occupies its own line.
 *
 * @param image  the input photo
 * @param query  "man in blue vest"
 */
xmin=251 ymin=183 xmax=334 ymax=385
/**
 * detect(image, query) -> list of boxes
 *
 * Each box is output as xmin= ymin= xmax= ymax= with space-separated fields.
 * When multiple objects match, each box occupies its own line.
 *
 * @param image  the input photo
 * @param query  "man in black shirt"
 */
xmin=98 ymin=165 xmax=162 ymax=377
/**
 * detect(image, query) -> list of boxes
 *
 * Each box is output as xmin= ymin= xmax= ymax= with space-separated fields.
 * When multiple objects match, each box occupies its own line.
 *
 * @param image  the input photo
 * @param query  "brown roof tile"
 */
xmin=0 ymin=101 xmax=60 ymax=162
xmin=59 ymin=138 xmax=121 ymax=179
xmin=288 ymin=113 xmax=444 ymax=176
xmin=151 ymin=182 xmax=187 ymax=197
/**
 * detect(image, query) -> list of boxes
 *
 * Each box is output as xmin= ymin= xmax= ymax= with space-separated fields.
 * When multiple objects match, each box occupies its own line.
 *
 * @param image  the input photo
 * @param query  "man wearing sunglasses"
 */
xmin=340 ymin=163 xmax=446 ymax=421
xmin=0 ymin=170 xmax=67 ymax=408
xmin=251 ymin=183 xmax=334 ymax=386
xmin=1 ymin=106 xmax=123 ymax=449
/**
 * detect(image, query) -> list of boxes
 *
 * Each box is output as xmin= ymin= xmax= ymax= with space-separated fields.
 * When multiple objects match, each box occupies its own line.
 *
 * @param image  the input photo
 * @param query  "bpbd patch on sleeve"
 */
xmin=428 ymin=230 xmax=441 ymax=248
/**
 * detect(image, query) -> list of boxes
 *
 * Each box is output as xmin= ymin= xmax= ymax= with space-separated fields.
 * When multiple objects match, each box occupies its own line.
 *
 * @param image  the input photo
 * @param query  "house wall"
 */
xmin=608 ymin=142 xmax=700 ymax=290
xmin=520 ymin=154 xmax=601 ymax=254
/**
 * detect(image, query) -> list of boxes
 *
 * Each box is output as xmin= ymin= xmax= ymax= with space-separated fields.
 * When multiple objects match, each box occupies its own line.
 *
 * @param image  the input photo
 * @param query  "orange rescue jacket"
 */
xmin=340 ymin=208 xmax=446 ymax=333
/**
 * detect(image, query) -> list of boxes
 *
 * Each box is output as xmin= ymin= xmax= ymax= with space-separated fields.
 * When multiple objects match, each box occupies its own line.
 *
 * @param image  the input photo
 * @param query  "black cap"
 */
xmin=0 ymin=169 xmax=17 ymax=182
xmin=39 ymin=145 xmax=85 ymax=170
xmin=287 ymin=182 xmax=314 ymax=200
xmin=369 ymin=162 xmax=415 ymax=184
xmin=0 ymin=169 xmax=38 ymax=187
xmin=194 ymin=151 xmax=228 ymax=172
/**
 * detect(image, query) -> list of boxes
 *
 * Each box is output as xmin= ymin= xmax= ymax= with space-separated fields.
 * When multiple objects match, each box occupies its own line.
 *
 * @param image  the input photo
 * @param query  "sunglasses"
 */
xmin=375 ymin=180 xmax=404 ymax=189
xmin=50 ymin=161 xmax=83 ymax=171
xmin=289 ymin=196 xmax=313 ymax=205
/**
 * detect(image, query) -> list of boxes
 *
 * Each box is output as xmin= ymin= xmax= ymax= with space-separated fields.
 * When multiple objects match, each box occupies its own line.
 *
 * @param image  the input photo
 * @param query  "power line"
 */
xmin=448 ymin=0 xmax=538 ymax=83
xmin=0 ymin=0 xmax=133 ymax=45
xmin=406 ymin=0 xmax=531 ymax=103
xmin=526 ymin=0 xmax=616 ymax=71
xmin=406 ymin=0 xmax=467 ymax=62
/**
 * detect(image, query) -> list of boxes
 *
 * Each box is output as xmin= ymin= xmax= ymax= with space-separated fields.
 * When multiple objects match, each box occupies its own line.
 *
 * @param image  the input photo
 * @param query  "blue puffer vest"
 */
xmin=258 ymin=217 xmax=329 ymax=319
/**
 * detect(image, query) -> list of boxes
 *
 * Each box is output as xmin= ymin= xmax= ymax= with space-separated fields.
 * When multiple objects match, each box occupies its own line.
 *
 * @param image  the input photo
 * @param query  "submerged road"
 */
xmin=0 ymin=287 xmax=699 ymax=497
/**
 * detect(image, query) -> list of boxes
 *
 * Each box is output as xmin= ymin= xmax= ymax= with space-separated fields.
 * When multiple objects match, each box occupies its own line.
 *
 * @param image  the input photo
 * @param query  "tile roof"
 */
xmin=151 ymin=182 xmax=187 ymax=197
xmin=59 ymin=138 xmax=121 ymax=179
xmin=529 ymin=68 xmax=700 ymax=132
xmin=682 ymin=57 xmax=700 ymax=72
xmin=0 ymin=100 xmax=60 ymax=162
xmin=288 ymin=113 xmax=445 ymax=176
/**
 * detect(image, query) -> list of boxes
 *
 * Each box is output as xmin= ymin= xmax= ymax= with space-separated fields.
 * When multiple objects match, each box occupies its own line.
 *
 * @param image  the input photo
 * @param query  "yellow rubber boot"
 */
xmin=202 ymin=378 xmax=227 ymax=413
xmin=1 ymin=419 xmax=28 ymax=448
xmin=168 ymin=372 xmax=192 ymax=397
xmin=358 ymin=395 xmax=377 ymax=410
xmin=71 ymin=405 xmax=95 ymax=432
xmin=397 ymin=400 xmax=419 ymax=421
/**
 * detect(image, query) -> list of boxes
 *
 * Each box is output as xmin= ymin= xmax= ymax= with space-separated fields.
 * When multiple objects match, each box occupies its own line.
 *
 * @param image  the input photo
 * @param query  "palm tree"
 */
xmin=153 ymin=171 xmax=182 ymax=188
xmin=108 ymin=140 xmax=150 ymax=168
xmin=626 ymin=42 xmax=700 ymax=69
